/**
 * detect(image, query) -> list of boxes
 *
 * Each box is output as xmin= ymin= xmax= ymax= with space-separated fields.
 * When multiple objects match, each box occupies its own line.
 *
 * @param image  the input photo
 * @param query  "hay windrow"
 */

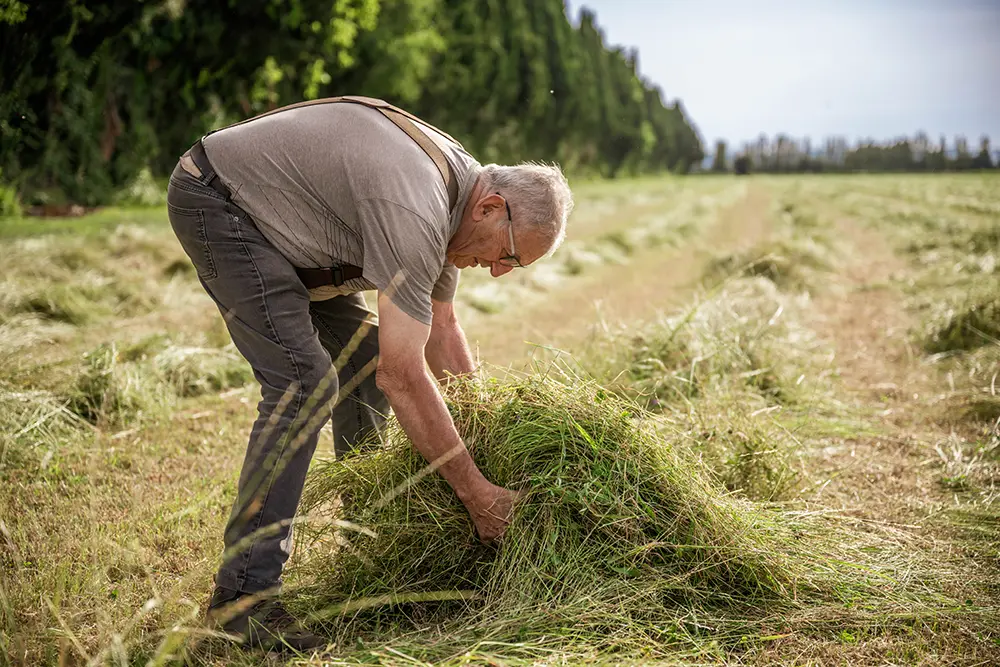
xmin=293 ymin=374 xmax=960 ymax=659
xmin=924 ymin=290 xmax=1000 ymax=354
xmin=66 ymin=339 xmax=252 ymax=427
xmin=0 ymin=384 xmax=88 ymax=473
xmin=580 ymin=278 xmax=828 ymax=409
xmin=568 ymin=277 xmax=833 ymax=500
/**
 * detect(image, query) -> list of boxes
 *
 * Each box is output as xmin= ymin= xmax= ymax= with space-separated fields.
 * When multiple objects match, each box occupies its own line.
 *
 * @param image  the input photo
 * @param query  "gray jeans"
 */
xmin=166 ymin=163 xmax=388 ymax=594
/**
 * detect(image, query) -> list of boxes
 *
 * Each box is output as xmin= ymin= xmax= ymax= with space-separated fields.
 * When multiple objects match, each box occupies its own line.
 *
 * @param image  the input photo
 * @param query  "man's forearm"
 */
xmin=426 ymin=322 xmax=476 ymax=382
xmin=379 ymin=366 xmax=487 ymax=503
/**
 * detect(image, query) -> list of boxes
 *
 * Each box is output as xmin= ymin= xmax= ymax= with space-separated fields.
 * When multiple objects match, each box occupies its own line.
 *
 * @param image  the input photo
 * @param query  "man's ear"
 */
xmin=472 ymin=193 xmax=506 ymax=221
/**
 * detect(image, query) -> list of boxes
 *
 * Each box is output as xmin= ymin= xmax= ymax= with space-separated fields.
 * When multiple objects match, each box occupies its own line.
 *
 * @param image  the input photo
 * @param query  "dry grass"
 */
xmin=2 ymin=174 xmax=1000 ymax=666
xmin=568 ymin=276 xmax=832 ymax=500
xmin=281 ymin=373 xmax=994 ymax=665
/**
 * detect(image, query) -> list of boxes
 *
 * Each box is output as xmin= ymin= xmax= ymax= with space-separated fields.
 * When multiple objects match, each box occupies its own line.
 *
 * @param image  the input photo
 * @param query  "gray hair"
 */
xmin=480 ymin=162 xmax=573 ymax=257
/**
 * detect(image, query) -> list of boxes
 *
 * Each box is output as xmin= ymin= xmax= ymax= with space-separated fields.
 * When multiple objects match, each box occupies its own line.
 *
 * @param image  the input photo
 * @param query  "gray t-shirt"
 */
xmin=203 ymin=101 xmax=481 ymax=325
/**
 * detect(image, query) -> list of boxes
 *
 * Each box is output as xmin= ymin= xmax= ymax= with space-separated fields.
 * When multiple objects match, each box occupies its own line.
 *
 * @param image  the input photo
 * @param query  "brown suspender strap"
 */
xmin=374 ymin=107 xmax=458 ymax=212
xmin=334 ymin=95 xmax=464 ymax=146
xmin=205 ymin=95 xmax=461 ymax=211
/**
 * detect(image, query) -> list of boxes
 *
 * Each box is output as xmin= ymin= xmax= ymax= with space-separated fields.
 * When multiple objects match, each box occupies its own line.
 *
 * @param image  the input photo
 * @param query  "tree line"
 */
xmin=0 ymin=0 xmax=705 ymax=210
xmin=710 ymin=133 xmax=998 ymax=174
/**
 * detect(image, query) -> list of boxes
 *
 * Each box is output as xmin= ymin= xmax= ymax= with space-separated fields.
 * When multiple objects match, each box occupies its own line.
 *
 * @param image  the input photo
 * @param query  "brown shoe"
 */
xmin=207 ymin=586 xmax=326 ymax=653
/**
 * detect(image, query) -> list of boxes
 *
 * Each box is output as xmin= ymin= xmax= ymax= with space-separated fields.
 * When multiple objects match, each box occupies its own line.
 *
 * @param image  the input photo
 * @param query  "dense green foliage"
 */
xmin=0 ymin=0 xmax=704 ymax=207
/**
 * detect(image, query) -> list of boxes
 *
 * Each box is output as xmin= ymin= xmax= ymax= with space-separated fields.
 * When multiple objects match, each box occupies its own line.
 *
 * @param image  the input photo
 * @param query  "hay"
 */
xmin=706 ymin=198 xmax=837 ymax=293
xmin=580 ymin=278 xmax=829 ymax=411
xmin=707 ymin=237 xmax=833 ymax=292
xmin=925 ymin=291 xmax=1000 ymax=354
xmin=68 ymin=342 xmax=168 ymax=427
xmin=154 ymin=344 xmax=253 ymax=397
xmin=66 ymin=339 xmax=252 ymax=427
xmin=560 ymin=277 xmax=832 ymax=501
xmin=0 ymin=384 xmax=87 ymax=472
xmin=294 ymin=375 xmax=911 ymax=660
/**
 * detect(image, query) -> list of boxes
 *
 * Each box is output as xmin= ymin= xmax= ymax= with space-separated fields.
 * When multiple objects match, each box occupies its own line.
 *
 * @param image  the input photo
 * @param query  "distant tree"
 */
xmin=972 ymin=136 xmax=995 ymax=169
xmin=911 ymin=131 xmax=929 ymax=170
xmin=711 ymin=140 xmax=727 ymax=172
xmin=775 ymin=134 xmax=790 ymax=172
xmin=954 ymin=135 xmax=973 ymax=170
xmin=728 ymin=130 xmax=995 ymax=175
xmin=940 ymin=135 xmax=953 ymax=170
xmin=733 ymin=154 xmax=751 ymax=175
xmin=756 ymin=133 xmax=769 ymax=170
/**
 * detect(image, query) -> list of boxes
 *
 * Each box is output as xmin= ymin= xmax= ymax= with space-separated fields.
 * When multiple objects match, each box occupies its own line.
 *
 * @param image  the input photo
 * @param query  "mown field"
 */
xmin=1 ymin=173 xmax=998 ymax=666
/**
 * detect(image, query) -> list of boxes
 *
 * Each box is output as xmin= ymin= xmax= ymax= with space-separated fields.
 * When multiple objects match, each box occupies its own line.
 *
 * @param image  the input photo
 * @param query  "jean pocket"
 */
xmin=167 ymin=203 xmax=218 ymax=281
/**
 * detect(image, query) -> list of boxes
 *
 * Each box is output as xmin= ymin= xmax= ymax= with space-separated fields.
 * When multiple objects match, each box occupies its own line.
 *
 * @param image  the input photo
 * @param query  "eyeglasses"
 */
xmin=496 ymin=193 xmax=523 ymax=268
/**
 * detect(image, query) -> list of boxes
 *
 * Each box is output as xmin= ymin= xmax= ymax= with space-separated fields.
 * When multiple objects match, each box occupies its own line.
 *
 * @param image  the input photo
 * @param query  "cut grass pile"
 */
xmin=571 ymin=277 xmax=834 ymax=500
xmin=0 ymin=335 xmax=252 ymax=479
xmin=706 ymin=201 xmax=837 ymax=293
xmin=926 ymin=340 xmax=1000 ymax=498
xmin=67 ymin=339 xmax=253 ymax=428
xmin=0 ymin=384 xmax=89 ymax=473
xmin=292 ymin=375 xmax=991 ymax=663
xmin=707 ymin=238 xmax=831 ymax=292
xmin=0 ymin=226 xmax=191 ymax=328
xmin=923 ymin=280 xmax=1000 ymax=354
xmin=580 ymin=277 xmax=829 ymax=410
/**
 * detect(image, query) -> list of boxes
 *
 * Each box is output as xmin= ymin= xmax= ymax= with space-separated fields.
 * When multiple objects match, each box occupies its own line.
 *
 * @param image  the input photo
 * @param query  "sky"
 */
xmin=567 ymin=0 xmax=1000 ymax=151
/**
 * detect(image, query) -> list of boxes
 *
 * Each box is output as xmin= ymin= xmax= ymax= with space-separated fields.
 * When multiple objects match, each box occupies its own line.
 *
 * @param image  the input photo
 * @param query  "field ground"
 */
xmin=1 ymin=174 xmax=998 ymax=665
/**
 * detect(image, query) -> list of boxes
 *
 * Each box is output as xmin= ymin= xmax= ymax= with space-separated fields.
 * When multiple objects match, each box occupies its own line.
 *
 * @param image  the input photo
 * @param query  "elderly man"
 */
xmin=165 ymin=96 xmax=573 ymax=651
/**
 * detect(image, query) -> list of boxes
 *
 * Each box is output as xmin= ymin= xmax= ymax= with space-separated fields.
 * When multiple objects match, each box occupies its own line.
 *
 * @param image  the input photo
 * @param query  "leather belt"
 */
xmin=187 ymin=139 xmax=232 ymax=200
xmin=296 ymin=265 xmax=364 ymax=289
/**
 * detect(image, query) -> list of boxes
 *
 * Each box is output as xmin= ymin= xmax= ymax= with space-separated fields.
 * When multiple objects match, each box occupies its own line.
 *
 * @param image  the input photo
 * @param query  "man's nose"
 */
xmin=490 ymin=263 xmax=513 ymax=278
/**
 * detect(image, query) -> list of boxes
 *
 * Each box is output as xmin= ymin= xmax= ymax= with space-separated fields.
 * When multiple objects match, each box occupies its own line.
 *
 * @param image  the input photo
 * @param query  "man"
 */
xmin=165 ymin=96 xmax=573 ymax=651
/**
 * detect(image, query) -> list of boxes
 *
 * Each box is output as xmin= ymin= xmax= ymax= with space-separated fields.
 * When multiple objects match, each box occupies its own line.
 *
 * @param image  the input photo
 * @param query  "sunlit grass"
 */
xmin=1 ymin=173 xmax=999 ymax=665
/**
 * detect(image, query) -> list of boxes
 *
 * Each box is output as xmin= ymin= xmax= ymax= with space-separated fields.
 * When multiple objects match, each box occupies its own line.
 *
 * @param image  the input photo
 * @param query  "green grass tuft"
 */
xmin=67 ymin=343 xmax=169 ymax=427
xmin=0 ymin=384 xmax=88 ymax=474
xmin=707 ymin=237 xmax=833 ymax=292
xmin=924 ymin=286 xmax=1000 ymax=354
xmin=65 ymin=340 xmax=252 ymax=427
xmin=16 ymin=285 xmax=98 ymax=325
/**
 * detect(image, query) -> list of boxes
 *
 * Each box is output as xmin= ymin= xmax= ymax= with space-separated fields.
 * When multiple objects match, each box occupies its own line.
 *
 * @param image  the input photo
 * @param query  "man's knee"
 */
xmin=298 ymin=363 xmax=339 ymax=408
xmin=257 ymin=361 xmax=339 ymax=422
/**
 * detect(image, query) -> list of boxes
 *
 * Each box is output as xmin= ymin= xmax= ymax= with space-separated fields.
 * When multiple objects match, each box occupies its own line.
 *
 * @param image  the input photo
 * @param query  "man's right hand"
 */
xmin=376 ymin=292 xmax=517 ymax=540
xmin=463 ymin=483 xmax=522 ymax=544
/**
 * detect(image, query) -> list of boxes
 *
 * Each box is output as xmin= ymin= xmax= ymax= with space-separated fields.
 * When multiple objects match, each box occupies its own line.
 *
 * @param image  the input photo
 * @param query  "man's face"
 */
xmin=448 ymin=193 xmax=542 ymax=278
xmin=451 ymin=253 xmax=516 ymax=277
